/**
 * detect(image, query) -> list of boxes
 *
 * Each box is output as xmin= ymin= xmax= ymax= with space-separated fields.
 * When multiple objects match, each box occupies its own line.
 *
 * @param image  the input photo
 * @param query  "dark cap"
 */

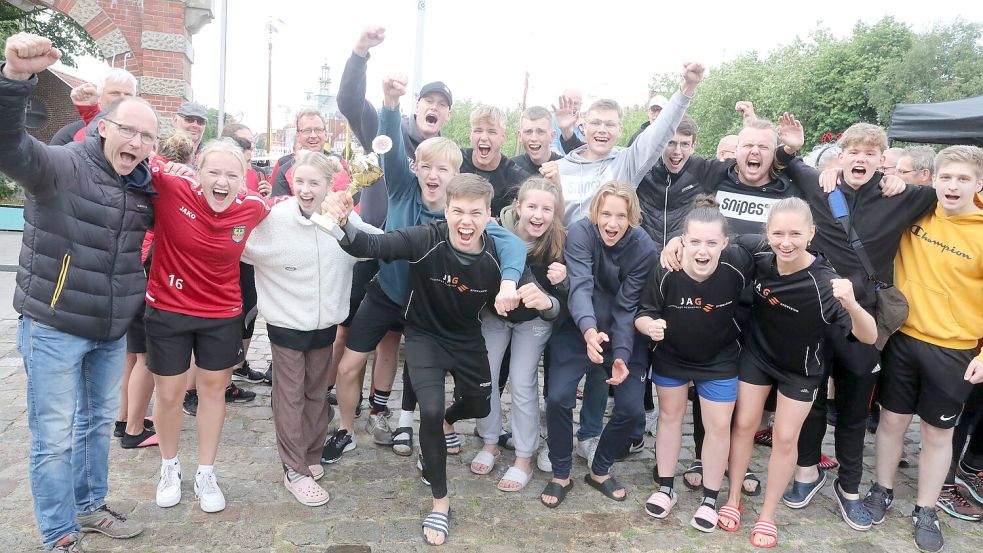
xmin=418 ymin=81 xmax=452 ymax=107
xmin=176 ymin=101 xmax=207 ymax=120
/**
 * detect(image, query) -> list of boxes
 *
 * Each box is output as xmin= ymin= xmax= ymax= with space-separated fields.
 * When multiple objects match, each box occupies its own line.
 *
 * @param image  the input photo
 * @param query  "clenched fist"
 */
xmin=354 ymin=25 xmax=385 ymax=57
xmin=646 ymin=319 xmax=667 ymax=341
xmin=3 ymin=33 xmax=62 ymax=81
xmin=382 ymin=73 xmax=408 ymax=110
xmin=70 ymin=83 xmax=99 ymax=106
xmin=831 ymin=278 xmax=858 ymax=309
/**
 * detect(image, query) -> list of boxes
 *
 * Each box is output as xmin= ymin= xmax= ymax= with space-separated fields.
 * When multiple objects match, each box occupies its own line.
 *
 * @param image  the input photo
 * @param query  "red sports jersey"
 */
xmin=144 ymin=157 xmax=271 ymax=318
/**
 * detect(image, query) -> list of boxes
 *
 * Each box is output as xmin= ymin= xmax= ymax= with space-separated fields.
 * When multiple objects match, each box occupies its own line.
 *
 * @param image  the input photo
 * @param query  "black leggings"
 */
xmin=407 ymin=334 xmax=491 ymax=499
xmin=795 ymin=329 xmax=879 ymax=494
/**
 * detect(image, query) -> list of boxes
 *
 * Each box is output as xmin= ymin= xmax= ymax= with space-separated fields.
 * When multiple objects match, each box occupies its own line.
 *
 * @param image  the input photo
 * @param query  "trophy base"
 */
xmin=309 ymin=213 xmax=345 ymax=240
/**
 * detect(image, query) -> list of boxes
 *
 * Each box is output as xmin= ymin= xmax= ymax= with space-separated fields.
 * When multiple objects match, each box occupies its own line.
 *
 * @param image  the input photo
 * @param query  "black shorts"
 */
xmin=342 ymin=260 xmax=379 ymax=328
xmin=144 ymin=306 xmax=244 ymax=376
xmin=344 ymin=279 xmax=404 ymax=353
xmin=239 ymin=262 xmax=258 ymax=340
xmin=739 ymin=349 xmax=823 ymax=403
xmin=878 ymin=332 xmax=976 ymax=430
xmin=404 ymin=329 xmax=490 ymax=399
xmin=126 ymin=305 xmax=148 ymax=354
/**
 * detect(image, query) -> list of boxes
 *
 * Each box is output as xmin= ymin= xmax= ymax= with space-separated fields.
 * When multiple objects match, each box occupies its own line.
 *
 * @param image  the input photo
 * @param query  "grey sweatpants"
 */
xmin=476 ymin=310 xmax=553 ymax=458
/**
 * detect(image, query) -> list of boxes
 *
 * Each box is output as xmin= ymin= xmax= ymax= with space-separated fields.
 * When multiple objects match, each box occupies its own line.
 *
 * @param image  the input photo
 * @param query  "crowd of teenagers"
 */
xmin=2 ymin=26 xmax=982 ymax=552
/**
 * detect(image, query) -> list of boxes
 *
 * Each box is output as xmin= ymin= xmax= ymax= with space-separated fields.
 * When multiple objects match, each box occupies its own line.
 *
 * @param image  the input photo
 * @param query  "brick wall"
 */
xmin=45 ymin=0 xmax=213 ymax=123
xmin=26 ymin=71 xmax=83 ymax=145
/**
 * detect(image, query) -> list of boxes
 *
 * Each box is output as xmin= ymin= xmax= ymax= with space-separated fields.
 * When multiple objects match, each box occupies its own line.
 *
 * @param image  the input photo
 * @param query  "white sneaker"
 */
xmin=194 ymin=471 xmax=226 ymax=513
xmin=645 ymin=410 xmax=658 ymax=437
xmin=537 ymin=445 xmax=553 ymax=472
xmin=575 ymin=436 xmax=600 ymax=467
xmin=156 ymin=464 xmax=182 ymax=508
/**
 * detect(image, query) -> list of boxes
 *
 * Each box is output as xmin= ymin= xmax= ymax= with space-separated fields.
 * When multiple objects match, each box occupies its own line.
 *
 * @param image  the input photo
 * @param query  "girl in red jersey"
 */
xmin=144 ymin=139 xmax=272 ymax=514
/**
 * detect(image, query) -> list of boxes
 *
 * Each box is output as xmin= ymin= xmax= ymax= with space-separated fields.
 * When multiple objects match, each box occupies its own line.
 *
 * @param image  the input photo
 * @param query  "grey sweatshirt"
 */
xmin=557 ymin=90 xmax=692 ymax=225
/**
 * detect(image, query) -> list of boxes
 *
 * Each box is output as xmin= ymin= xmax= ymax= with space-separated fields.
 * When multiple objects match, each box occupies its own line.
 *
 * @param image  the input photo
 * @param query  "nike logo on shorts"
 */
xmin=940 ymin=414 xmax=957 ymax=422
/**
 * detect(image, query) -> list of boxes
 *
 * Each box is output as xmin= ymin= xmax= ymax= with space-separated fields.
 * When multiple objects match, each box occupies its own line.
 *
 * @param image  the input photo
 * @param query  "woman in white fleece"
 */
xmin=241 ymin=151 xmax=380 ymax=506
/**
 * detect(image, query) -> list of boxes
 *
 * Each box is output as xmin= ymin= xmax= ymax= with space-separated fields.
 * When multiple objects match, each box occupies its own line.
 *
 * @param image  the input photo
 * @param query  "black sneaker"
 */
xmin=912 ymin=506 xmax=944 ymax=553
xmin=225 ymin=383 xmax=256 ymax=403
xmin=182 ymin=390 xmax=198 ymax=417
xmin=114 ymin=418 xmax=153 ymax=438
xmin=232 ymin=360 xmax=265 ymax=383
xmin=322 ymin=429 xmax=356 ymax=464
xmin=863 ymin=482 xmax=893 ymax=525
xmin=262 ymin=361 xmax=273 ymax=386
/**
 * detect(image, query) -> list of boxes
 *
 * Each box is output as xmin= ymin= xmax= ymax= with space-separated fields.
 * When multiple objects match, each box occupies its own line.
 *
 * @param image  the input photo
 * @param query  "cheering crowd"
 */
xmin=1 ymin=25 xmax=982 ymax=552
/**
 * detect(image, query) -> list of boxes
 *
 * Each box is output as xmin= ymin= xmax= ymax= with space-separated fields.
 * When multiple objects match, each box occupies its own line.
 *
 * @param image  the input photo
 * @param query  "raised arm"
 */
xmin=0 ymin=34 xmax=69 ymax=198
xmin=620 ymin=62 xmax=704 ymax=185
xmin=379 ymin=75 xmax=415 ymax=200
xmin=338 ymin=26 xmax=385 ymax=148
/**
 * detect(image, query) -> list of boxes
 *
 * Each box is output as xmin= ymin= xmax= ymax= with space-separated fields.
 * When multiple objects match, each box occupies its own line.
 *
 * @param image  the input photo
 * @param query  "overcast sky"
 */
xmin=61 ymin=0 xmax=983 ymax=133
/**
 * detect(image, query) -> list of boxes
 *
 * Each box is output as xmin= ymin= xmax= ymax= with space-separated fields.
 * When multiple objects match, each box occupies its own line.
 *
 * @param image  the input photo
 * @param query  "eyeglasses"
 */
xmin=587 ymin=120 xmax=619 ymax=130
xmin=179 ymin=115 xmax=206 ymax=126
xmin=297 ymin=127 xmax=327 ymax=136
xmin=898 ymin=169 xmax=920 ymax=175
xmin=103 ymin=118 xmax=158 ymax=145
xmin=667 ymin=140 xmax=693 ymax=151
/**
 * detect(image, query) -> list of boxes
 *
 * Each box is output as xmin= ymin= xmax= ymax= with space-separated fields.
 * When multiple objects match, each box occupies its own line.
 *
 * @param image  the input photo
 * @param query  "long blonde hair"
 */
xmin=514 ymin=177 xmax=565 ymax=264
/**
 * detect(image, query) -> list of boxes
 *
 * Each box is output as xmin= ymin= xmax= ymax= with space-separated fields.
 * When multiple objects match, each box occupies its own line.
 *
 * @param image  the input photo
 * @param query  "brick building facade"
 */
xmin=8 ymin=0 xmax=213 ymax=123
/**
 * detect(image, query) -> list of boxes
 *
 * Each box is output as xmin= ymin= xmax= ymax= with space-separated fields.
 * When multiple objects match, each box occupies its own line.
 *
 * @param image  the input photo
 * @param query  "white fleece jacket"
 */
xmin=241 ymin=197 xmax=381 ymax=331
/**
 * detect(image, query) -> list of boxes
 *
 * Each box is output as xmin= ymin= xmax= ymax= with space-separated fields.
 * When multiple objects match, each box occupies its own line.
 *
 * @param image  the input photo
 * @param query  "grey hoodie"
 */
xmin=557 ymin=90 xmax=691 ymax=225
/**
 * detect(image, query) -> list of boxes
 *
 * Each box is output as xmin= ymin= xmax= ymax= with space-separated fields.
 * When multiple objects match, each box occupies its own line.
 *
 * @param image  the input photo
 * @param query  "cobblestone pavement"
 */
xmin=1 ymin=310 xmax=982 ymax=551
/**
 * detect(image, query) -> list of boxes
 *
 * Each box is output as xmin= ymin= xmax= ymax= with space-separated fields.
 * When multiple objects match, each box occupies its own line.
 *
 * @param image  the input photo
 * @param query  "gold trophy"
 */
xmin=311 ymin=135 xmax=391 ymax=239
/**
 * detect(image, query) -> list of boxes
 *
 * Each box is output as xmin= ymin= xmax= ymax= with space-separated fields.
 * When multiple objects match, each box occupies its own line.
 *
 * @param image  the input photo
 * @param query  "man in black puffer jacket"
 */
xmin=1 ymin=33 xmax=154 ymax=551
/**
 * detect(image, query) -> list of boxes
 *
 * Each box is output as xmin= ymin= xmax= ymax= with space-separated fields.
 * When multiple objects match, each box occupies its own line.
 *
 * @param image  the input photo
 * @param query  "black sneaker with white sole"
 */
xmin=863 ymin=482 xmax=894 ymax=525
xmin=182 ymin=390 xmax=198 ymax=416
xmin=321 ymin=429 xmax=356 ymax=464
xmin=232 ymin=360 xmax=265 ymax=383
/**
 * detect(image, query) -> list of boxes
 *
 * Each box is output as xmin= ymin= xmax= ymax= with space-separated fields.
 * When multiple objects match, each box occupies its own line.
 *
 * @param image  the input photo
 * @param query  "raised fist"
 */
xmin=354 ymin=26 xmax=386 ymax=57
xmin=70 ymin=83 xmax=99 ymax=106
xmin=3 ymin=33 xmax=62 ymax=80
xmin=382 ymin=73 xmax=408 ymax=109
xmin=681 ymin=61 xmax=705 ymax=95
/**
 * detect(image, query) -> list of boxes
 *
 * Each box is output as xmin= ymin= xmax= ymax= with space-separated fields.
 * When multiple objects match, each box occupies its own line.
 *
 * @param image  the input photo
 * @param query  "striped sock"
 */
xmin=371 ymin=389 xmax=391 ymax=413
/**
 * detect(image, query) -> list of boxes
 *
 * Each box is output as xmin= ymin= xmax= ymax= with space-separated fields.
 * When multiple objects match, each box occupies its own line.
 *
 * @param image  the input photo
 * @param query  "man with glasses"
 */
xmin=50 ymin=68 xmax=138 ymax=146
xmin=1 ymin=33 xmax=154 ymax=551
xmin=896 ymin=146 xmax=935 ymax=186
xmin=880 ymin=147 xmax=904 ymax=176
xmin=271 ymin=108 xmax=327 ymax=197
xmin=172 ymin=101 xmax=207 ymax=154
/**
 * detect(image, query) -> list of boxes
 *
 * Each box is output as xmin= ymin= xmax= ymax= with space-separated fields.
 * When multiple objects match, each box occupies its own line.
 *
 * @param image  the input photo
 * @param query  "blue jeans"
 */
xmin=17 ymin=316 xmax=125 ymax=549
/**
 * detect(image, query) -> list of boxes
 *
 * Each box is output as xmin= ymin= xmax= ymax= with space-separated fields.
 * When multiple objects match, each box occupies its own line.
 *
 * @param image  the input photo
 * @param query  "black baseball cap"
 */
xmin=418 ymin=81 xmax=452 ymax=107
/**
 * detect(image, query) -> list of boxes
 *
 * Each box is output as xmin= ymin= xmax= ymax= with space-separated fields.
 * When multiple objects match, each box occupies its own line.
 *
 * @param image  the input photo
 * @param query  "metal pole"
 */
xmin=216 ymin=0 xmax=228 ymax=135
xmin=411 ymin=0 xmax=426 ymax=107
xmin=266 ymin=21 xmax=273 ymax=156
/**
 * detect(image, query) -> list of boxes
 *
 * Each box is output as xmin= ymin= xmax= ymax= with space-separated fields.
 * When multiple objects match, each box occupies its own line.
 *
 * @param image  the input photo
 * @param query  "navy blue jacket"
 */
xmin=565 ymin=218 xmax=656 ymax=362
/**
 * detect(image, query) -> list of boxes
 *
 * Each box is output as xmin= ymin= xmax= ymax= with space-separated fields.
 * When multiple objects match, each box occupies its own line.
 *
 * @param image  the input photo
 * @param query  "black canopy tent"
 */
xmin=887 ymin=95 xmax=983 ymax=147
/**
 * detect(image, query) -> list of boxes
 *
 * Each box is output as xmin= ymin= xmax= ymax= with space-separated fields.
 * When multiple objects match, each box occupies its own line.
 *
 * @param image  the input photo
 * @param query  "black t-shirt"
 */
xmin=637 ymin=246 xmax=755 ymax=381
xmin=744 ymin=245 xmax=852 ymax=378
xmin=341 ymin=221 xmax=503 ymax=342
xmin=460 ymin=149 xmax=532 ymax=216
xmin=510 ymin=151 xmax=562 ymax=176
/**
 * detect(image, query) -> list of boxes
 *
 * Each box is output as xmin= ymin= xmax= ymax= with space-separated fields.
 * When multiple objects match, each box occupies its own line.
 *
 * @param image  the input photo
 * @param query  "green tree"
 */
xmin=0 ymin=4 xmax=99 ymax=67
xmin=440 ymin=99 xmax=522 ymax=157
xmin=203 ymin=108 xmax=235 ymax=142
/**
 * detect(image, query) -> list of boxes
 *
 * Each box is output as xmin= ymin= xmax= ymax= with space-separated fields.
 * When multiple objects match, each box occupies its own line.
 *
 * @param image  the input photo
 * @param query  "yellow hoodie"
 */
xmin=895 ymin=194 xmax=983 ymax=360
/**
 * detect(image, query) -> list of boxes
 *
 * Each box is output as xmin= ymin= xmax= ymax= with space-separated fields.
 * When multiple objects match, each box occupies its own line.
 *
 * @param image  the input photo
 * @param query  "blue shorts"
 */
xmin=652 ymin=374 xmax=738 ymax=403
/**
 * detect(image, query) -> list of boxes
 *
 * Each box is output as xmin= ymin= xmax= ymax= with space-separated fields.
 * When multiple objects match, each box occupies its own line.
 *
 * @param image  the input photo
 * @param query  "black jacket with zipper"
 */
xmin=636 ymin=156 xmax=730 ymax=250
xmin=0 ymin=69 xmax=155 ymax=341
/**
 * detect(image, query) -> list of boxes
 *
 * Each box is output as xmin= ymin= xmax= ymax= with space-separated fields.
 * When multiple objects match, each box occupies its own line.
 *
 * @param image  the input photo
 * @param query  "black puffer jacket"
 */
xmin=0 ymin=71 xmax=155 ymax=341
xmin=636 ymin=156 xmax=729 ymax=250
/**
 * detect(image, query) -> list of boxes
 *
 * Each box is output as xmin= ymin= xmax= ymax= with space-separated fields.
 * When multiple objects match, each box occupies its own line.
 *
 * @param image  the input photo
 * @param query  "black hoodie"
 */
xmin=705 ymin=162 xmax=796 ymax=235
